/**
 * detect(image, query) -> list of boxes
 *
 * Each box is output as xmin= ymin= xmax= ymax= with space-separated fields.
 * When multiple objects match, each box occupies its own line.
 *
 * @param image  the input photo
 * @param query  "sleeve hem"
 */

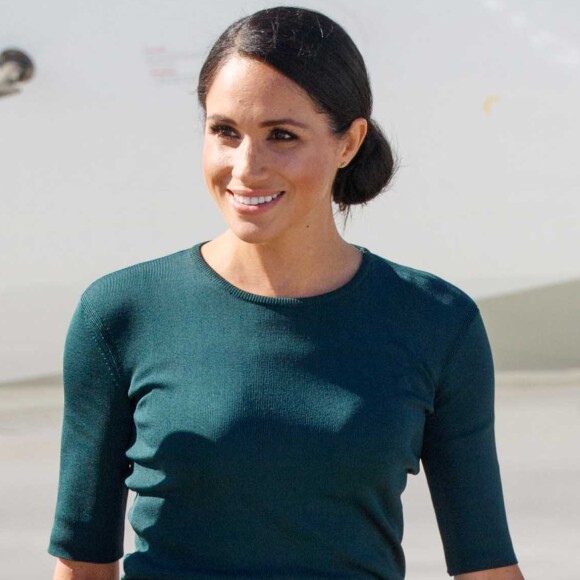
xmin=447 ymin=556 xmax=519 ymax=576
xmin=47 ymin=545 xmax=123 ymax=564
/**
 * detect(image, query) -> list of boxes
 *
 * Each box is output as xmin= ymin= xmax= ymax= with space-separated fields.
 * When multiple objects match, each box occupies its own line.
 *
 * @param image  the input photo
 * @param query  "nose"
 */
xmin=231 ymin=137 xmax=267 ymax=182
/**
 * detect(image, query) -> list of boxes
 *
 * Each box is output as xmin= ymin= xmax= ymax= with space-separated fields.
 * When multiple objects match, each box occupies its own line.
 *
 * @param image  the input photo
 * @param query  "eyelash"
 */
xmin=269 ymin=128 xmax=297 ymax=141
xmin=209 ymin=124 xmax=237 ymax=139
xmin=208 ymin=124 xmax=298 ymax=142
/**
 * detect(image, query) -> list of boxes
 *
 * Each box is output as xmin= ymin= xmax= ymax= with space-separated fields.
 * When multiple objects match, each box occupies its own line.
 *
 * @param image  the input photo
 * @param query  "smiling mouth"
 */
xmin=229 ymin=191 xmax=286 ymax=206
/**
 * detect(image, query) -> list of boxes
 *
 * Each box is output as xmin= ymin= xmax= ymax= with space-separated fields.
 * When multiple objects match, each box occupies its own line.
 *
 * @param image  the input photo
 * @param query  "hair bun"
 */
xmin=333 ymin=119 xmax=398 ymax=211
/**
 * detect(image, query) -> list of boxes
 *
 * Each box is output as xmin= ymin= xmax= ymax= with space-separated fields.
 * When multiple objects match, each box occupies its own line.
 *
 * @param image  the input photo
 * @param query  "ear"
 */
xmin=338 ymin=118 xmax=368 ymax=169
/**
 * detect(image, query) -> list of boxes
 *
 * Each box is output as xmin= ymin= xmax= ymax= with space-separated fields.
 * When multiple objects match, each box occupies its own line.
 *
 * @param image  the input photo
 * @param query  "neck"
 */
xmin=201 ymin=227 xmax=362 ymax=299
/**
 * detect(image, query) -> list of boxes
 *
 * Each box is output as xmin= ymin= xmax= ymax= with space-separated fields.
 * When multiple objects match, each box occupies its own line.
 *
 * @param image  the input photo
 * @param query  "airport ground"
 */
xmin=1 ymin=372 xmax=578 ymax=579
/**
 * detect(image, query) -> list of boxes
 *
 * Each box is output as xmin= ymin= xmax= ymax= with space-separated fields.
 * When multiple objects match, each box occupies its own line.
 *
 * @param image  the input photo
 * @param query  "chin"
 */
xmin=226 ymin=222 xmax=285 ymax=247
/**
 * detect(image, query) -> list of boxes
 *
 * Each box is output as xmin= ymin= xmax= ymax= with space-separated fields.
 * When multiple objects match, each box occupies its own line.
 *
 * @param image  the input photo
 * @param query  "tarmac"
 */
xmin=1 ymin=372 xmax=579 ymax=579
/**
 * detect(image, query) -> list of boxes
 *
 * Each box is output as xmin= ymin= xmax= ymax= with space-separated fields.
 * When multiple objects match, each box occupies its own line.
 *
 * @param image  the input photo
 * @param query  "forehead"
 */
xmin=205 ymin=55 xmax=322 ymax=120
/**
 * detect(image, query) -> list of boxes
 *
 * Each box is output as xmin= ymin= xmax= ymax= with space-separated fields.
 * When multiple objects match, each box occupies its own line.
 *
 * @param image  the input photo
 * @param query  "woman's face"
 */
xmin=202 ymin=55 xmax=348 ymax=247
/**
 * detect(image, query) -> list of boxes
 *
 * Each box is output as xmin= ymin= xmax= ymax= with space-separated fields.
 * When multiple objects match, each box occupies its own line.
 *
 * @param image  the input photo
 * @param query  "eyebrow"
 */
xmin=206 ymin=115 xmax=309 ymax=129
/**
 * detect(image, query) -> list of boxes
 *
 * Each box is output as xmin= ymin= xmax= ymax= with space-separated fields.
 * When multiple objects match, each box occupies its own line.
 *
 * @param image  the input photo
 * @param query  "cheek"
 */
xmin=285 ymin=148 xmax=337 ymax=191
xmin=202 ymin=143 xmax=230 ymax=186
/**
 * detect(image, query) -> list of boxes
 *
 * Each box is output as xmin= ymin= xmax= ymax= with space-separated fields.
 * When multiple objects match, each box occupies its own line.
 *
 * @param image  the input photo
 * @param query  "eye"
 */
xmin=268 ymin=128 xmax=298 ymax=142
xmin=208 ymin=124 xmax=239 ymax=140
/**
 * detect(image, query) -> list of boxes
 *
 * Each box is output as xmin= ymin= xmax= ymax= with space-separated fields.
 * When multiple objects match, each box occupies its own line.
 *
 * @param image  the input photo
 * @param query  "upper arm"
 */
xmin=48 ymin=294 xmax=134 ymax=563
xmin=421 ymin=307 xmax=518 ymax=576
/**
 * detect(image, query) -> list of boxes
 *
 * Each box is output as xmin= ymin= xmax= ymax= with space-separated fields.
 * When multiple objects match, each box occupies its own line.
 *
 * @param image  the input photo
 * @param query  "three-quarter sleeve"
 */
xmin=421 ymin=307 xmax=518 ymax=576
xmin=48 ymin=294 xmax=134 ymax=563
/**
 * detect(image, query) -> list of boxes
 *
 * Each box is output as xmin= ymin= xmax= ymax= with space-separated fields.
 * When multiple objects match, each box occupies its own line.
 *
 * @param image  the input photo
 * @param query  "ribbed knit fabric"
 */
xmin=48 ymin=241 xmax=518 ymax=579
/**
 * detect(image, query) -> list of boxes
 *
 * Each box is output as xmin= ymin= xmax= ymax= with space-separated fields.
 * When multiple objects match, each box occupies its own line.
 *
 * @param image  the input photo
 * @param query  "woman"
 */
xmin=49 ymin=7 xmax=524 ymax=580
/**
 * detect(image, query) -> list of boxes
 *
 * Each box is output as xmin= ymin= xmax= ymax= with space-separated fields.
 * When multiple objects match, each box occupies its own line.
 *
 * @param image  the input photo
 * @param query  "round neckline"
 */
xmin=188 ymin=240 xmax=373 ymax=306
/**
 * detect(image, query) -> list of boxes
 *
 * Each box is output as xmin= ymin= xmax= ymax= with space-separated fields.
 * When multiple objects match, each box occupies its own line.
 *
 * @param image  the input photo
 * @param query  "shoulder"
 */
xmin=79 ymin=246 xmax=192 ymax=328
xmin=368 ymin=251 xmax=479 ymax=321
xmin=364 ymin=250 xmax=483 ymax=383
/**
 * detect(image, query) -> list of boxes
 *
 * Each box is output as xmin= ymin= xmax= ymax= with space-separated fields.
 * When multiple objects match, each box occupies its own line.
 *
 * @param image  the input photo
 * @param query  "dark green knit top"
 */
xmin=48 ymin=241 xmax=517 ymax=578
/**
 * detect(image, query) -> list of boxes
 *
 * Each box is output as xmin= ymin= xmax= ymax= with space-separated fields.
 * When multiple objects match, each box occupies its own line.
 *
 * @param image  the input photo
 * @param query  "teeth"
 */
xmin=232 ymin=192 xmax=282 ymax=205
